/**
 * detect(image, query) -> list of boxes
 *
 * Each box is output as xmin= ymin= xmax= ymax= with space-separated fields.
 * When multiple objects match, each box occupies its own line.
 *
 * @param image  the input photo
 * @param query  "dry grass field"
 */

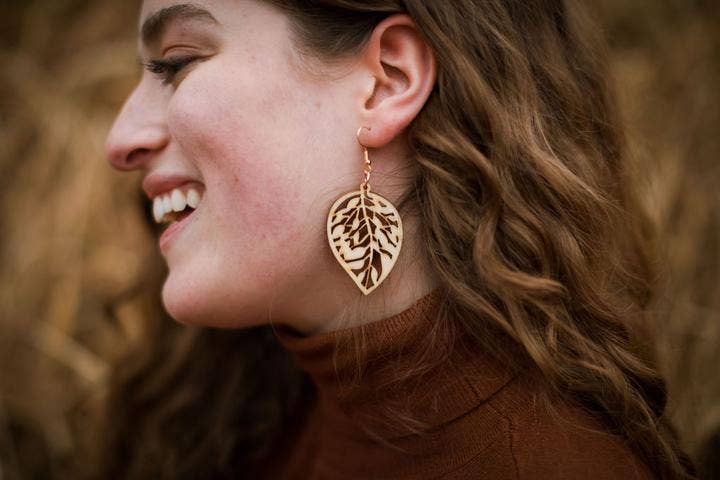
xmin=0 ymin=1 xmax=718 ymax=478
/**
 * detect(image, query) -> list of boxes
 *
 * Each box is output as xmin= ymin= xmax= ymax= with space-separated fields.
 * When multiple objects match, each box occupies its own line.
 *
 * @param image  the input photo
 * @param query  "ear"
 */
xmin=357 ymin=14 xmax=437 ymax=148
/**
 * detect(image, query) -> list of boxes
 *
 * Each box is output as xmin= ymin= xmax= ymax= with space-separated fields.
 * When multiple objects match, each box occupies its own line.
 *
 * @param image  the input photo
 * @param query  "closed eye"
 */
xmin=143 ymin=56 xmax=199 ymax=85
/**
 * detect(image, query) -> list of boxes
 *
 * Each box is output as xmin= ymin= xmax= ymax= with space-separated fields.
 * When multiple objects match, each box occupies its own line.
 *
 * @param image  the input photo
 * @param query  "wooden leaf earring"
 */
xmin=326 ymin=126 xmax=403 ymax=295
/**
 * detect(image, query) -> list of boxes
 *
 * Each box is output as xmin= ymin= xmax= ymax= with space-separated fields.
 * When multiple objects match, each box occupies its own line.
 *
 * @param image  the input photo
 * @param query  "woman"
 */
xmin=99 ymin=0 xmax=693 ymax=478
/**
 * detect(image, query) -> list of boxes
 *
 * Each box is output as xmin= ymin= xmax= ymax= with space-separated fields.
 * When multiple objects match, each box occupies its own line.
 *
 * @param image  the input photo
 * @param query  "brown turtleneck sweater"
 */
xmin=268 ymin=288 xmax=652 ymax=479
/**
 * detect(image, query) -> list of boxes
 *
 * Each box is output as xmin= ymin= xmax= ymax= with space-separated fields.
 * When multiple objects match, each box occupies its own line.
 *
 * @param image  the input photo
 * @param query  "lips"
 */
xmin=158 ymin=203 xmax=197 ymax=253
xmin=142 ymin=173 xmax=206 ymax=254
xmin=142 ymin=172 xmax=205 ymax=200
xmin=142 ymin=173 xmax=205 ymax=224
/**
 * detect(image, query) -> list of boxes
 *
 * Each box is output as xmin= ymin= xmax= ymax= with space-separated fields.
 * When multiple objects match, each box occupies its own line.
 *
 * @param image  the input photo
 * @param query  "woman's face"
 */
xmin=106 ymin=0 xmax=372 ymax=329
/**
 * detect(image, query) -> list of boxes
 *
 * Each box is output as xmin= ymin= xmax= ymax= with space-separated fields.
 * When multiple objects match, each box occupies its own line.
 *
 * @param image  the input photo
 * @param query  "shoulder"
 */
xmin=445 ymin=375 xmax=654 ymax=480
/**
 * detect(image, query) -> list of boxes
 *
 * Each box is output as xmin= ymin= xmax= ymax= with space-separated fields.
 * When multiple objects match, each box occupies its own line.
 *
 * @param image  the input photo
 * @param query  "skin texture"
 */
xmin=106 ymin=0 xmax=439 ymax=334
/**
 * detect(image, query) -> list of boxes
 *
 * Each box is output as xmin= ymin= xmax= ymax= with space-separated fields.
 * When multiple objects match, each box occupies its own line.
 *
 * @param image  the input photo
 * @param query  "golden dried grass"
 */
xmin=0 ymin=1 xmax=717 ymax=478
xmin=0 ymin=1 xmax=148 ymax=478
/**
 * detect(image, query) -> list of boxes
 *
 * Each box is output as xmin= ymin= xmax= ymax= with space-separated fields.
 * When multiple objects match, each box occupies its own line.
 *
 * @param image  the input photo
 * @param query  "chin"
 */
xmin=161 ymin=277 xmax=208 ymax=326
xmin=160 ymin=272 xmax=268 ymax=329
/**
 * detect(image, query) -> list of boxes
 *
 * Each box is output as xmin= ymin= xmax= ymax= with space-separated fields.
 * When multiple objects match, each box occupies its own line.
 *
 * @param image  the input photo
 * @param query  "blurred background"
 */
xmin=0 ymin=0 xmax=718 ymax=478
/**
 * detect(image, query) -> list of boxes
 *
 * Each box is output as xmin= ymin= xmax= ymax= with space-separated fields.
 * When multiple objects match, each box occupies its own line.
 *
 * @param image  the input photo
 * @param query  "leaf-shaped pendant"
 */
xmin=326 ymin=188 xmax=403 ymax=295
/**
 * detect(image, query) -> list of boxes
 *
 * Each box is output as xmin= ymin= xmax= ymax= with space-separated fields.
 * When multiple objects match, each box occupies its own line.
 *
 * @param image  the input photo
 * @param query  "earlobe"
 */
xmin=358 ymin=14 xmax=437 ymax=148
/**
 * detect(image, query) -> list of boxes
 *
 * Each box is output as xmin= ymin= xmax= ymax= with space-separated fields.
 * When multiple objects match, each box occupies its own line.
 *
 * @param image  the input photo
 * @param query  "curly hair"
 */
xmin=87 ymin=1 xmax=694 ymax=478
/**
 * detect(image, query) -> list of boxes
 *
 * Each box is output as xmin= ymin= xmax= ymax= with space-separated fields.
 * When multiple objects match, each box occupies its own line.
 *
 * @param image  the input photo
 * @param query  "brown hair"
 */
xmin=87 ymin=1 xmax=694 ymax=478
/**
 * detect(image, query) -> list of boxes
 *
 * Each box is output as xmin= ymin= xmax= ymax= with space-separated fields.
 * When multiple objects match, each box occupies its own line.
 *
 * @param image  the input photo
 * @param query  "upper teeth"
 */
xmin=152 ymin=187 xmax=201 ymax=223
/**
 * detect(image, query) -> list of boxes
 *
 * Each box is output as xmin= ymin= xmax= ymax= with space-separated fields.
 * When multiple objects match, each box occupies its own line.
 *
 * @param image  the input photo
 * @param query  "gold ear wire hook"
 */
xmin=357 ymin=126 xmax=372 ymax=192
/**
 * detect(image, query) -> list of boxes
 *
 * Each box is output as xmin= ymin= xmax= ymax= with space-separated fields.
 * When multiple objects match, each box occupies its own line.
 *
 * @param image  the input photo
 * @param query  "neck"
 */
xmin=271 ymin=210 xmax=440 ymax=336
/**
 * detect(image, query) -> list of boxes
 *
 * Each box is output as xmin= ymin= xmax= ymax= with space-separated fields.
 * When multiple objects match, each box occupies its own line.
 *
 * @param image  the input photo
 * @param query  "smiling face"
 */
xmin=107 ymin=0 xmax=369 ymax=329
xmin=106 ymin=0 xmax=439 ymax=333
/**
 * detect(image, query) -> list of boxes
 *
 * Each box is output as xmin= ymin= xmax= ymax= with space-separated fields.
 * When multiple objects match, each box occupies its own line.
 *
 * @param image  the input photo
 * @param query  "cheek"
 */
xmin=166 ymin=66 xmax=326 ymax=265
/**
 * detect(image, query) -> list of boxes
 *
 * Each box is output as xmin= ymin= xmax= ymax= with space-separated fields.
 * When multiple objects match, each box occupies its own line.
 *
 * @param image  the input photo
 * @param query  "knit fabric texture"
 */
xmin=266 ymin=288 xmax=652 ymax=479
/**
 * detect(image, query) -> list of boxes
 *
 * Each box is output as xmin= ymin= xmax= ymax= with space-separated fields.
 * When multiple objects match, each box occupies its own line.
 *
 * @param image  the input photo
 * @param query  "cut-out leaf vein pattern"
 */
xmin=326 ymin=189 xmax=403 ymax=295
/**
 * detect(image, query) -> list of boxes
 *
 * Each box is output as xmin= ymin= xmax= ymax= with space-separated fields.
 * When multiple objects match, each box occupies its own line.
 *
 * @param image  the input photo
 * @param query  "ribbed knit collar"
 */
xmin=274 ymin=288 xmax=516 ymax=444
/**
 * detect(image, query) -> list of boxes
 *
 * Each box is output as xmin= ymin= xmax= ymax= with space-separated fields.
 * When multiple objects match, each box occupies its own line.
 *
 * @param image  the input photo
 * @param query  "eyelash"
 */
xmin=144 ymin=56 xmax=198 ymax=84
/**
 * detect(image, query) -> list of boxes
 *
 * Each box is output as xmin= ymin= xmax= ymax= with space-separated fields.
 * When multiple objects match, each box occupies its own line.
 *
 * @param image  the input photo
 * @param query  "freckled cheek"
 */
xmin=210 ymin=177 xmax=305 ymax=241
xmin=167 ymin=87 xmax=313 ymax=243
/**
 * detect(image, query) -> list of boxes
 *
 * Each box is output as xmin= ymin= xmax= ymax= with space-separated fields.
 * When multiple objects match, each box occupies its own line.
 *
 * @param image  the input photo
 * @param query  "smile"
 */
xmin=152 ymin=186 xmax=203 ymax=224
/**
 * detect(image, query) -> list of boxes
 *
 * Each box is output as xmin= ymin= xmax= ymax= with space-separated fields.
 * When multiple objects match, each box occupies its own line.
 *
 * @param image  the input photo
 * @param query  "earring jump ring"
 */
xmin=356 ymin=126 xmax=371 ymax=147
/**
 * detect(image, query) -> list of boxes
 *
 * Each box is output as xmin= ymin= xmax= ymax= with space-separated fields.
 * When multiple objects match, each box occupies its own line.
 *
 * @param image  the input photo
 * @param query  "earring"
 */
xmin=326 ymin=127 xmax=403 ymax=295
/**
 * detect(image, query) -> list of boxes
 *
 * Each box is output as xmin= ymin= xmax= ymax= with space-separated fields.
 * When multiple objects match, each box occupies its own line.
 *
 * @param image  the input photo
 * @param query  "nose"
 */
xmin=106 ymin=80 xmax=169 ymax=171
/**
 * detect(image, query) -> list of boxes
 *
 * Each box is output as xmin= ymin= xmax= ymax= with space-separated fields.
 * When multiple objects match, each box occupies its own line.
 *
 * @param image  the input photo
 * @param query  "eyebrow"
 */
xmin=141 ymin=3 xmax=219 ymax=45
